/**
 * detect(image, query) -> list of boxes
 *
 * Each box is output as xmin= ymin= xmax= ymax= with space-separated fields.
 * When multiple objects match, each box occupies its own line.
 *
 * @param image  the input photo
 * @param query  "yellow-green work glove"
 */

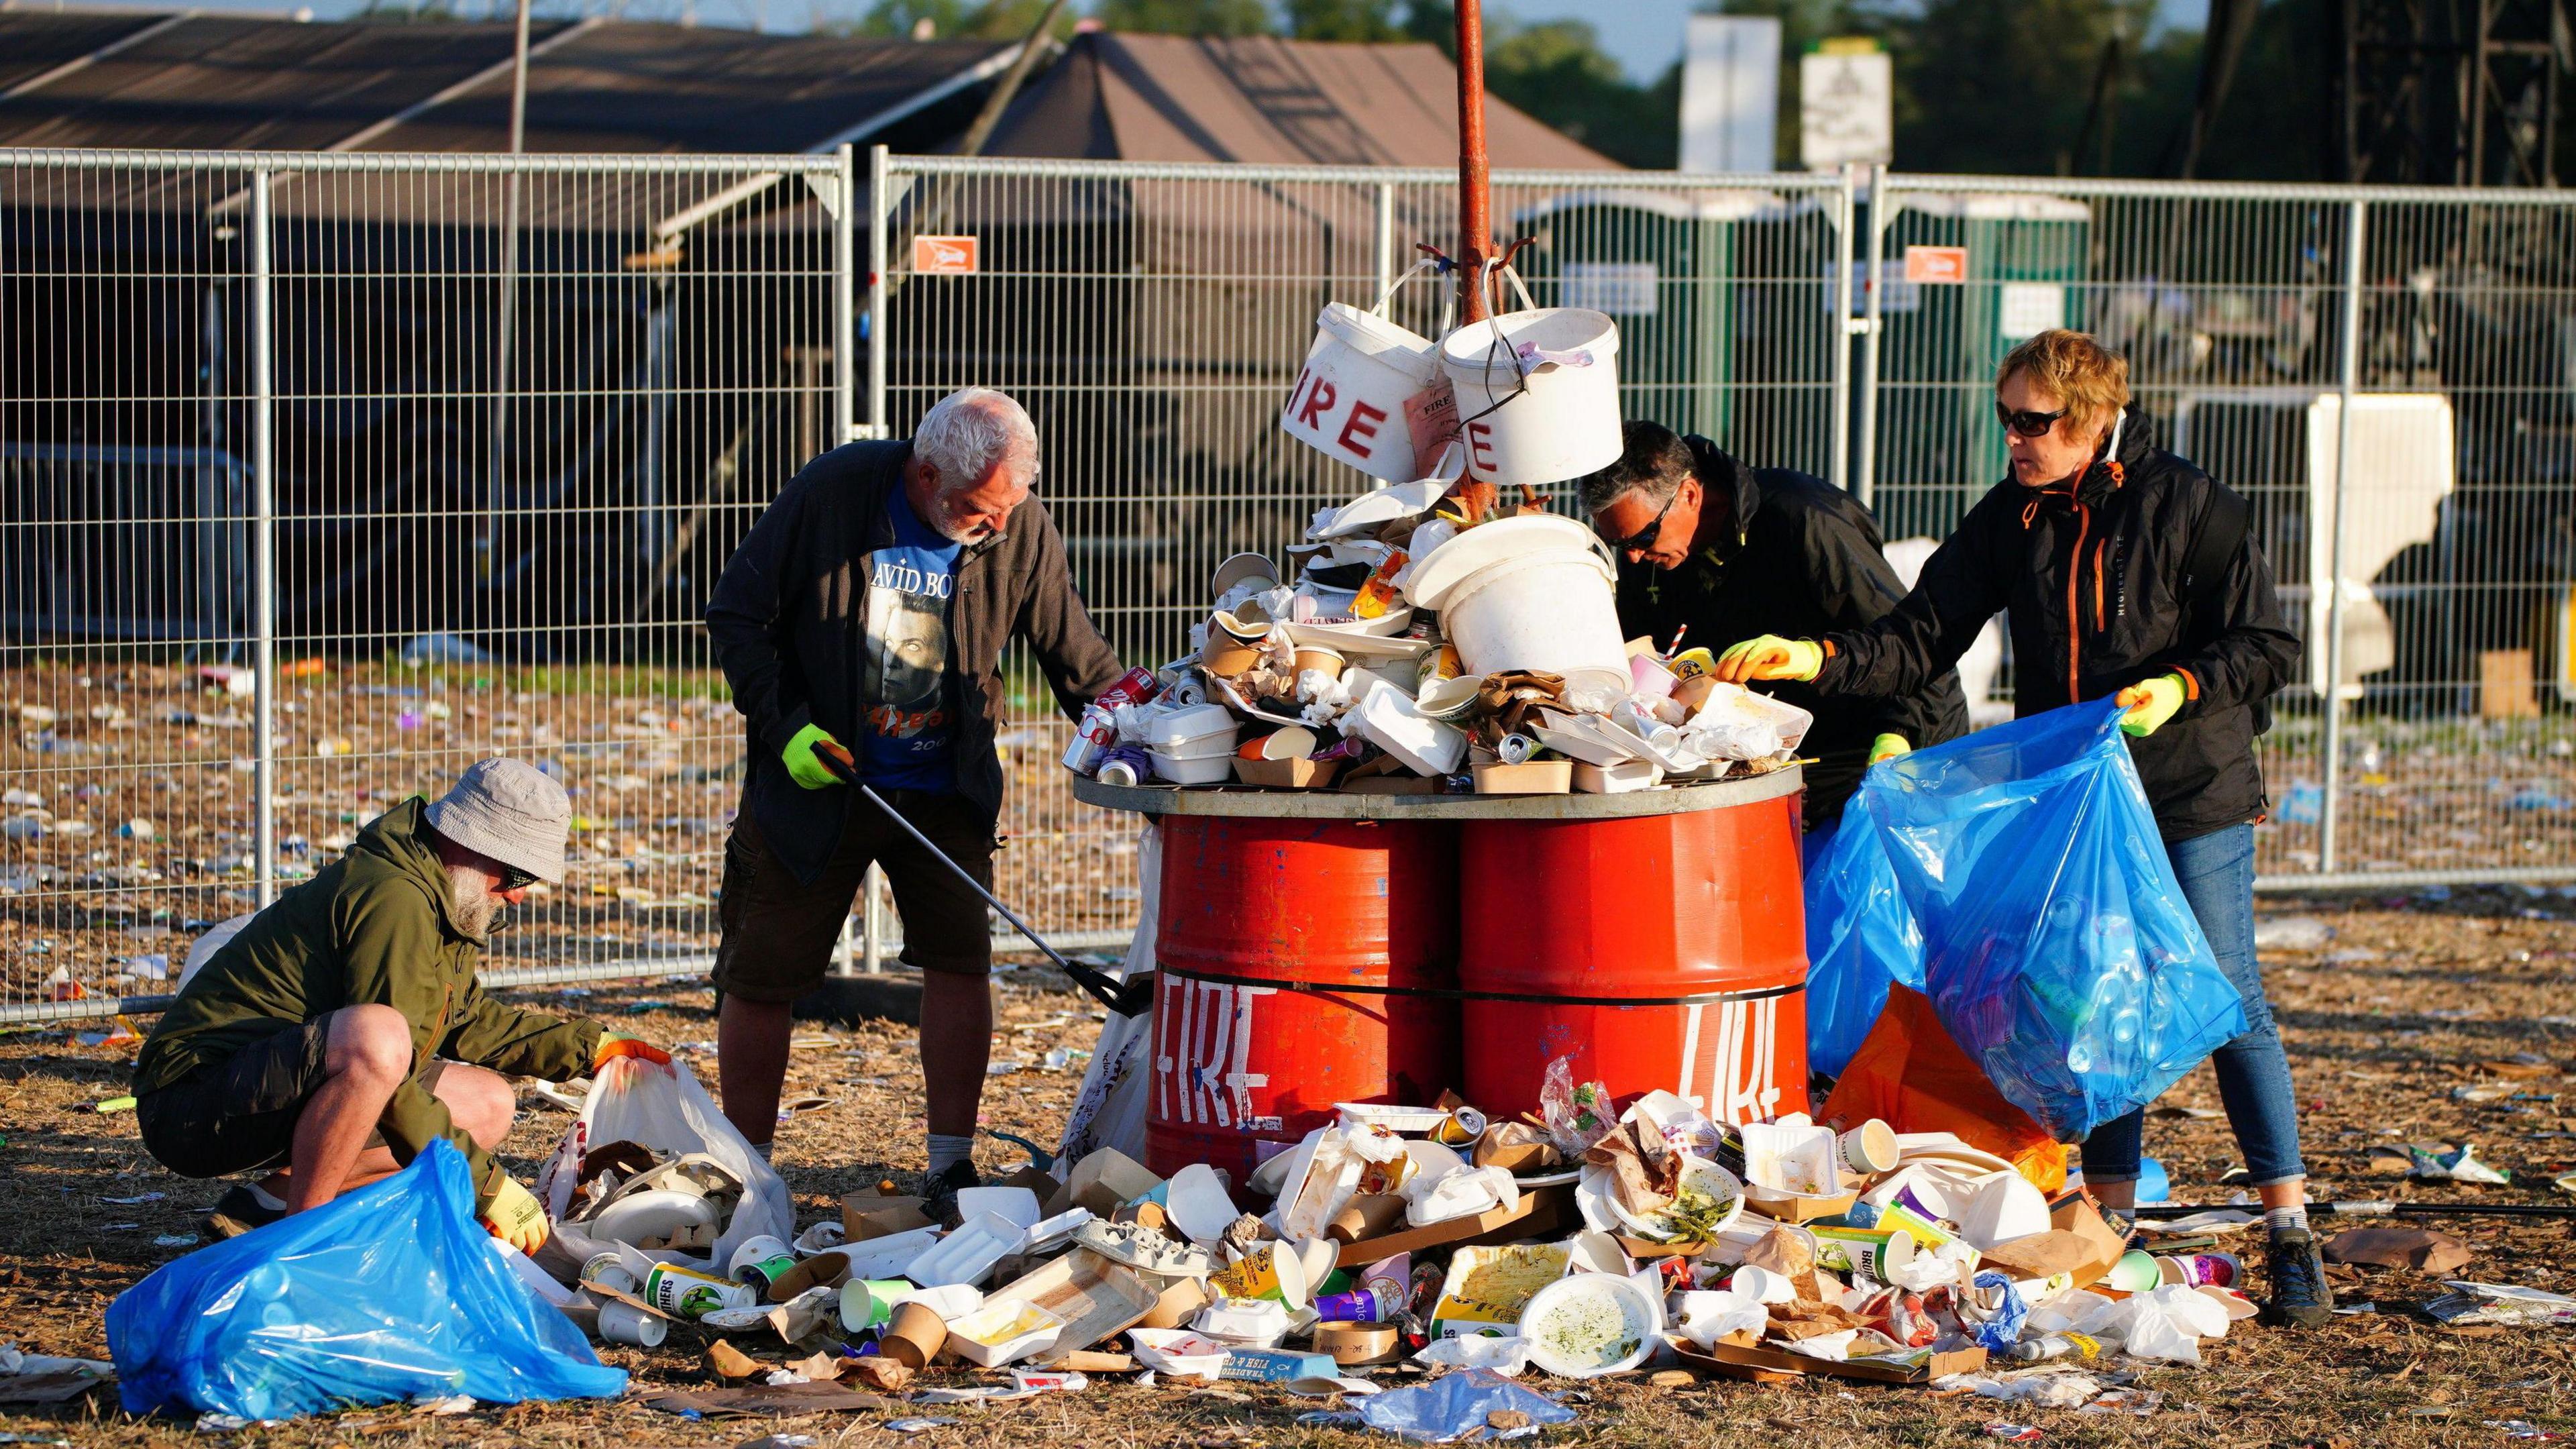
xmin=2115 ymin=674 xmax=2187 ymax=737
xmin=783 ymin=722 xmax=847 ymax=790
xmin=1713 ymin=635 xmax=1824 ymax=684
xmin=480 ymin=1176 xmax=551 ymax=1254
xmin=1868 ymin=733 xmax=1911 ymax=765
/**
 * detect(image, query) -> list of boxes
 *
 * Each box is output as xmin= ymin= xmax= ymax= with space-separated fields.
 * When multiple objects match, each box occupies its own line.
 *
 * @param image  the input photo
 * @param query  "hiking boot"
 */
xmin=2261 ymin=1227 xmax=2335 ymax=1328
xmin=203 ymin=1183 xmax=289 ymax=1240
xmin=922 ymin=1160 xmax=981 ymax=1226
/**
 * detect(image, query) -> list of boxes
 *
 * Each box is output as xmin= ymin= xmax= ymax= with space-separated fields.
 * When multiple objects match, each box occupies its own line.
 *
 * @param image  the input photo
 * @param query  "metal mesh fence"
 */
xmin=7 ymin=146 xmax=2576 ymax=1022
xmin=2 ymin=149 xmax=845 ymax=1020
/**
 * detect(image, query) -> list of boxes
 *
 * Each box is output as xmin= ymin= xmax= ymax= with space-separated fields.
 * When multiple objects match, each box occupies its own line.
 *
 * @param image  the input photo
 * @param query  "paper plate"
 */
xmin=1401 ymin=514 xmax=1613 ymax=612
xmin=1517 ymin=1273 xmax=1658 ymax=1379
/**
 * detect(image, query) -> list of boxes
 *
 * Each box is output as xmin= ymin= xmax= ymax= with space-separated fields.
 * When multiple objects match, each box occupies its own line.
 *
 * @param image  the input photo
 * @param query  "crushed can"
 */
xmin=1061 ymin=667 xmax=1163 ymax=775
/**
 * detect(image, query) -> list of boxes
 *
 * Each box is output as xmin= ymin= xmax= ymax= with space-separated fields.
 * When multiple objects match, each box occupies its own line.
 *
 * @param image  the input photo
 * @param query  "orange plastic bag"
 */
xmin=1821 ymin=985 xmax=2068 ymax=1195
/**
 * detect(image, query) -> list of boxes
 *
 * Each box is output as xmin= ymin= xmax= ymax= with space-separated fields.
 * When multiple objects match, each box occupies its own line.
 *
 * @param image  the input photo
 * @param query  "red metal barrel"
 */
xmin=1146 ymin=816 xmax=1461 ymax=1179
xmin=1456 ymin=796 xmax=1809 ymax=1126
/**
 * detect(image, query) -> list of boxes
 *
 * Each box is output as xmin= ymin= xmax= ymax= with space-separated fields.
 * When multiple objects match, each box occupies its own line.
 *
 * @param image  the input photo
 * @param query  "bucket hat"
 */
xmin=424 ymin=757 xmax=571 ymax=884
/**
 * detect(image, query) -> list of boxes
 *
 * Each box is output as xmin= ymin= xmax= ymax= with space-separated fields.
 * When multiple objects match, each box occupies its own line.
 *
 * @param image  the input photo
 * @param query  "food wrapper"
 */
xmin=1539 ymin=1057 xmax=1616 ymax=1159
xmin=1580 ymin=1120 xmax=1678 ymax=1219
xmin=1742 ymin=1226 xmax=1823 ymax=1303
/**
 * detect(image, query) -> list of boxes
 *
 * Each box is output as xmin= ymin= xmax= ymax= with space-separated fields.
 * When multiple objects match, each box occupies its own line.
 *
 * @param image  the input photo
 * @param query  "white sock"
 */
xmin=927 ymin=1134 xmax=974 ymax=1177
xmin=248 ymin=1183 xmax=288 ymax=1212
xmin=2266 ymin=1204 xmax=2310 ymax=1235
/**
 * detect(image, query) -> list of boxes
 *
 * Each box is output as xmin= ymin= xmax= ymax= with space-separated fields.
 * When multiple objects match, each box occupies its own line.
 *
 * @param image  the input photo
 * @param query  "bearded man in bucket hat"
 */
xmin=132 ymin=757 xmax=669 ymax=1251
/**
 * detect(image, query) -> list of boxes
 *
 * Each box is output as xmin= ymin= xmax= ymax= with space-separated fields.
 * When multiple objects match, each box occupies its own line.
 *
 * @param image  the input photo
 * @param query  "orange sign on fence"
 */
xmin=911 ymin=235 xmax=979 ymax=275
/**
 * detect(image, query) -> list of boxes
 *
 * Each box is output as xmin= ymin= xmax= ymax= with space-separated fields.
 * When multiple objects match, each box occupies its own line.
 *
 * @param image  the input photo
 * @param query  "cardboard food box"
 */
xmin=1671 ymin=1334 xmax=1988 ymax=1386
xmin=1050 ymin=1146 xmax=1161 ymax=1219
xmin=1234 ymin=755 xmax=1342 ymax=788
xmin=2049 ymin=1195 xmax=2131 ymax=1289
xmin=1471 ymin=759 xmax=1572 ymax=795
xmin=842 ymin=1193 xmax=935 ymax=1240
xmin=1742 ymin=1186 xmax=1861 ymax=1224
xmin=1430 ymin=1242 xmax=1570 ymax=1336
xmin=983 ymin=1247 xmax=1160 ymax=1359
xmin=1218 ymin=1348 xmax=1339 ymax=1383
xmin=1332 ymin=1184 xmax=1574 ymax=1269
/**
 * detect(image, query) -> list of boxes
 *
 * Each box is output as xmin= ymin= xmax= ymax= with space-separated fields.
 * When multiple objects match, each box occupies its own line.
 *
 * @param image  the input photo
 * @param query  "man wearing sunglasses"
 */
xmin=1711 ymin=329 xmax=2321 ymax=1328
xmin=1576 ymin=420 xmax=1969 ymax=830
xmin=132 ymin=757 xmax=665 ymax=1251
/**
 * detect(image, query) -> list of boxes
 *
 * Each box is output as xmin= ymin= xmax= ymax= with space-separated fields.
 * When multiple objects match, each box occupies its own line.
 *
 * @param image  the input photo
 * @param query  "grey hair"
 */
xmin=914 ymin=386 xmax=1039 ymax=489
xmin=1574 ymin=420 xmax=1695 ymax=517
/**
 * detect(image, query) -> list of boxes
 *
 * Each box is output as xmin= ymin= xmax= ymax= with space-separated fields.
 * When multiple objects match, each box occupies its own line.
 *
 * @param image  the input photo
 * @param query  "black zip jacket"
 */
xmin=705 ymin=440 xmax=1126 ymax=884
xmin=1815 ymin=407 xmax=2300 ymax=843
xmin=1612 ymin=437 xmax=1970 ymax=827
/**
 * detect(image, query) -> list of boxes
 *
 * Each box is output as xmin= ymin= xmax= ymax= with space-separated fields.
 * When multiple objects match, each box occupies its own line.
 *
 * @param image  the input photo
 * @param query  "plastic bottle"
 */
xmin=2009 ymin=1331 xmax=2112 ymax=1363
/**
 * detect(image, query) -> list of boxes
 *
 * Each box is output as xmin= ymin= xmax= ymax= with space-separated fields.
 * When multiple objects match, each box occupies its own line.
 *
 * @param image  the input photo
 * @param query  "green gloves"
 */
xmin=784 ymin=722 xmax=847 ymax=790
xmin=1714 ymin=635 xmax=1824 ymax=684
xmin=2116 ymin=674 xmax=2188 ymax=737
xmin=1868 ymin=733 xmax=1911 ymax=765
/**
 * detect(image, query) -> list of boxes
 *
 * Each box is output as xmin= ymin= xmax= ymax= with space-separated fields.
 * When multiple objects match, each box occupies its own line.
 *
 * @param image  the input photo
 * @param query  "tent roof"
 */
xmin=976 ymin=31 xmax=1621 ymax=170
xmin=0 ymin=11 xmax=1010 ymax=155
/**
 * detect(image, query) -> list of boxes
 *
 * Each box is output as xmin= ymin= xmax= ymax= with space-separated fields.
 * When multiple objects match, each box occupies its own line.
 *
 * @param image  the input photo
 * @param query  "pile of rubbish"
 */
xmin=1063 ymin=467 xmax=1813 ymax=797
xmin=528 ymin=1059 xmax=2253 ymax=1409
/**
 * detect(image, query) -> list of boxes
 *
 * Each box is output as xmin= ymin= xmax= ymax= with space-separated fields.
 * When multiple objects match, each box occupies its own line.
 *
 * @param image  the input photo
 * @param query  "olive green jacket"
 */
xmin=133 ymin=798 xmax=600 ymax=1205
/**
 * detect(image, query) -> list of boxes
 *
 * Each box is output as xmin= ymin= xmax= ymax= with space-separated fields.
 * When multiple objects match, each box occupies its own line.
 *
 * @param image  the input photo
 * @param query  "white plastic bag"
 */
xmin=535 ymin=1055 xmax=792 ymax=1271
xmin=1059 ymin=822 xmax=1159 ymax=1165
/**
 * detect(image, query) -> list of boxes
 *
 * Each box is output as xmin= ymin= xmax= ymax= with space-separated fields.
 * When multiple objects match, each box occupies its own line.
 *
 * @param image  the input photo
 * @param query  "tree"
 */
xmin=1399 ymin=2 xmax=1679 ymax=168
xmin=1093 ymin=0 xmax=1275 ymax=34
xmin=1285 ymin=0 xmax=1403 ymax=42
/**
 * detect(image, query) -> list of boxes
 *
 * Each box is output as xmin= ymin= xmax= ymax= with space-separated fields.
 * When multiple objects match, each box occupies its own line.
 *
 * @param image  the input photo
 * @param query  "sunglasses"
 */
xmin=496 ymin=864 xmax=540 ymax=893
xmin=1995 ymin=402 xmax=2071 ymax=439
xmin=1607 ymin=487 xmax=1683 ymax=554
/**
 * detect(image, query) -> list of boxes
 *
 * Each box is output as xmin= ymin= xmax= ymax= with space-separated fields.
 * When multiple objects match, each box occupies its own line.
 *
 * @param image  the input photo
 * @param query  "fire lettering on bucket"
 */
xmin=1678 ymin=995 xmax=1782 ymax=1124
xmin=1294 ymin=374 xmax=1338 ymax=431
xmin=1153 ymin=977 xmax=1282 ymax=1133
xmin=1464 ymin=419 xmax=1499 ymax=478
xmin=1336 ymin=400 xmax=1388 ymax=459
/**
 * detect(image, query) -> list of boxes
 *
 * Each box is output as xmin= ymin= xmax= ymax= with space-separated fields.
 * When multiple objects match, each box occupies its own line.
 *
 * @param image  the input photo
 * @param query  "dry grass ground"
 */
xmin=7 ymin=888 xmax=2576 ymax=1446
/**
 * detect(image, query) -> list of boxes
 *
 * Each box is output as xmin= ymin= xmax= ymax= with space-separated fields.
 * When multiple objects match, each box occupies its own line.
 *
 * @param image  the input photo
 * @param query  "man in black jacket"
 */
xmin=1713 ymin=329 xmax=2326 ymax=1328
xmin=1578 ymin=423 xmax=1970 ymax=830
xmin=704 ymin=387 xmax=1126 ymax=1212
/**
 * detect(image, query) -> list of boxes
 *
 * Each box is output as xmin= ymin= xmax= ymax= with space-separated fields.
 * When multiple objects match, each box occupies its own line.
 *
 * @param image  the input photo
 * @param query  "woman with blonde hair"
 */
xmin=1713 ymin=329 xmax=2324 ymax=1327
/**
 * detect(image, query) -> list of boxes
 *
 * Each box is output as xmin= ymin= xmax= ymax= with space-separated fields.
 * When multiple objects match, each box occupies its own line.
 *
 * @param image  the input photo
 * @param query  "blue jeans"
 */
xmin=2081 ymin=822 xmax=2306 ymax=1188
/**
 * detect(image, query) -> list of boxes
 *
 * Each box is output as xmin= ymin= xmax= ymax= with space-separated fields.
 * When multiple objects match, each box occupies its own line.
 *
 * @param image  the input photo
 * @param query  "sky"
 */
xmin=65 ymin=0 xmax=2212 ymax=67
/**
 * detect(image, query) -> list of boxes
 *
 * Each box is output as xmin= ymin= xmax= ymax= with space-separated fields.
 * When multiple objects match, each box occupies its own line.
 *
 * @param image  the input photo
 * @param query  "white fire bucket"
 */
xmin=1279 ymin=264 xmax=1458 ymax=484
xmin=1439 ymin=273 xmax=1622 ymax=488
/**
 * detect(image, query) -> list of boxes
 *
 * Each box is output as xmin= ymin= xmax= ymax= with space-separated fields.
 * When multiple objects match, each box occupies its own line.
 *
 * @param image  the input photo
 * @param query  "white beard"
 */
xmin=448 ymin=865 xmax=501 ymax=940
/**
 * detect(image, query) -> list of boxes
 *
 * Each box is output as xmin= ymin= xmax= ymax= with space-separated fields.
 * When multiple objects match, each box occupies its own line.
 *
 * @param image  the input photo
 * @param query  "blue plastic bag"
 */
xmin=1356 ymin=1368 xmax=1574 ymax=1442
xmin=1807 ymin=701 xmax=2248 ymax=1140
xmin=1803 ymin=811 xmax=1925 ymax=1078
xmin=107 ymin=1140 xmax=626 ymax=1420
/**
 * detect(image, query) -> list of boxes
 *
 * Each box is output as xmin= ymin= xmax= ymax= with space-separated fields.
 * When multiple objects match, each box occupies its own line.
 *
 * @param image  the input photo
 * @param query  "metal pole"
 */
xmin=1856 ymin=162 xmax=1890 ymax=509
xmin=1455 ymin=0 xmax=1493 ymax=323
xmin=2319 ymin=197 xmax=2366 ymax=875
xmin=867 ymin=144 xmax=890 ymax=438
xmin=250 ymin=171 xmax=276 ymax=910
xmin=1374 ymin=180 xmax=1396 ymax=299
xmin=861 ymin=864 xmax=887 ymax=974
xmin=480 ymin=0 xmax=532 ymax=584
xmin=833 ymin=142 xmax=856 ymax=446
xmin=1829 ymin=164 xmax=1857 ymax=494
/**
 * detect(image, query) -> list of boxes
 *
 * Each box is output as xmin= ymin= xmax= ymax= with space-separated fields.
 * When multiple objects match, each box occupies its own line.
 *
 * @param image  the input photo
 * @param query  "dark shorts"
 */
xmin=136 ymin=1018 xmax=446 ymax=1179
xmin=712 ymin=787 xmax=996 ymax=1002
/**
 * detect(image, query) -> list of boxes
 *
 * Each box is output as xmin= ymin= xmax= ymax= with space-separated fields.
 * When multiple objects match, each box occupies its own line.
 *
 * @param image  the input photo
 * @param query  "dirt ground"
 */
xmin=7 ymin=888 xmax=2576 ymax=1446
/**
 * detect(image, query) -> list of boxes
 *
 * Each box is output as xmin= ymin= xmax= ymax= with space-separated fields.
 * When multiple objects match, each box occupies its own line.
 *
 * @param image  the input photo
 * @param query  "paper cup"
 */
xmin=2157 ymin=1252 xmax=2241 ymax=1289
xmin=597 ymin=1300 xmax=667 ymax=1348
xmin=1209 ymin=1240 xmax=1309 ymax=1309
xmin=882 ymin=1301 xmax=949 ymax=1369
xmin=1729 ymin=1263 xmax=1795 ymax=1304
xmin=2106 ymin=1250 xmax=2163 ymax=1294
xmin=643 ymin=1263 xmax=756 ymax=1320
xmin=1291 ymin=647 xmax=1346 ymax=682
xmin=1837 ymin=1120 xmax=1899 ymax=1176
xmin=839 ymin=1277 xmax=914 ymax=1332
xmin=581 ymin=1252 xmax=640 ymax=1296
xmin=729 ymin=1234 xmax=799 ymax=1289
xmin=1313 ymin=1322 xmax=1399 ymax=1364
xmin=1201 ymin=634 xmax=1260 ymax=676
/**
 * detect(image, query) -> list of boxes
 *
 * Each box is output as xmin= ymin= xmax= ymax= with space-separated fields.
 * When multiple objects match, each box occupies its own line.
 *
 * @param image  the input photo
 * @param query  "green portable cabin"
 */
xmin=1513 ymin=188 xmax=1778 ymax=454
xmin=1870 ymin=191 xmax=2092 ymax=540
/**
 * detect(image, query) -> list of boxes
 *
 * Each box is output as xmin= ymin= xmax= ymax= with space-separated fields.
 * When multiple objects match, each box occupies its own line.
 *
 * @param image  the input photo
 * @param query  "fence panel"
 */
xmin=9 ymin=148 xmax=2576 ymax=1024
xmin=1868 ymin=175 xmax=2576 ymax=888
xmin=1 ymin=150 xmax=843 ymax=1020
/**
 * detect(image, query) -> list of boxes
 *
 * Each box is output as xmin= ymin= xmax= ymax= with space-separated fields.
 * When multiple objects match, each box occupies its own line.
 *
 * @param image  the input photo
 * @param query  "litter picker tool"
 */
xmin=2139 ymin=1201 xmax=2576 ymax=1222
xmin=815 ymin=740 xmax=1155 ymax=1018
